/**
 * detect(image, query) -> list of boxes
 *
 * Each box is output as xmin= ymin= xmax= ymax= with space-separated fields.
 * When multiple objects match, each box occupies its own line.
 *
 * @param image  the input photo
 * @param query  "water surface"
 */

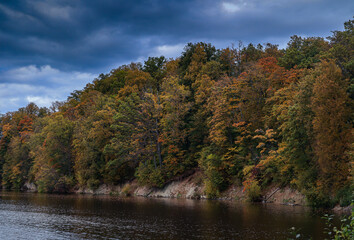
xmin=0 ymin=191 xmax=340 ymax=239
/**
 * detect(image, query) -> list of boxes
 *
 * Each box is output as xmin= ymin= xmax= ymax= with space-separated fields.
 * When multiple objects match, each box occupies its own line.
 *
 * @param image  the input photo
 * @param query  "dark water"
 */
xmin=0 ymin=191 xmax=341 ymax=240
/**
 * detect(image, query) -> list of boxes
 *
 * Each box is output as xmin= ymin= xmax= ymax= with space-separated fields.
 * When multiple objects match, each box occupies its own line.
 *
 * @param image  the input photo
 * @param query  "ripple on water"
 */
xmin=0 ymin=192 xmax=339 ymax=239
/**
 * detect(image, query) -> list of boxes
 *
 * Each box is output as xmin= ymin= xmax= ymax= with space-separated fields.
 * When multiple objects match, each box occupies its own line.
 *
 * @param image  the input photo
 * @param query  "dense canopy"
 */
xmin=0 ymin=19 xmax=353 ymax=207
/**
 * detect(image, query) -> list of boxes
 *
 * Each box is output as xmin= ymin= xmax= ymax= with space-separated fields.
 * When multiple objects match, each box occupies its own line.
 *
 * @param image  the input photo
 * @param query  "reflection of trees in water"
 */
xmin=0 ymin=191 xmax=342 ymax=240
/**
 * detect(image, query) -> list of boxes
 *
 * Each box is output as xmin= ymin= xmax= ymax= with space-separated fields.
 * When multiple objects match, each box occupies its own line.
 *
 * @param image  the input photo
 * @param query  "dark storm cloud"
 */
xmin=0 ymin=0 xmax=195 ymax=71
xmin=0 ymin=0 xmax=353 ymax=112
xmin=1 ymin=0 xmax=353 ymax=71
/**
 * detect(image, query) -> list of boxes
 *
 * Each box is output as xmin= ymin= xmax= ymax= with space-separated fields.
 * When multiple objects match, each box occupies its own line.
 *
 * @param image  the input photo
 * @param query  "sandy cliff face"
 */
xmin=20 ymin=172 xmax=353 ymax=213
xmin=76 ymin=171 xmax=207 ymax=199
xmin=133 ymin=171 xmax=206 ymax=199
xmin=22 ymin=181 xmax=37 ymax=192
xmin=74 ymin=171 xmax=307 ymax=206
xmin=262 ymin=186 xmax=307 ymax=205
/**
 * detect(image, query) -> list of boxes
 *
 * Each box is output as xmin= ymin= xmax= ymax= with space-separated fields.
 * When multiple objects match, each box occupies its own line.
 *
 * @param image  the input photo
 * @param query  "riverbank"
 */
xmin=75 ymin=171 xmax=307 ymax=205
xmin=20 ymin=170 xmax=352 ymax=213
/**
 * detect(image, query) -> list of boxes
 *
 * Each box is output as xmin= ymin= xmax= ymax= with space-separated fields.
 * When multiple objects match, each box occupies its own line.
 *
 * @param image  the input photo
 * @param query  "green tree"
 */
xmin=279 ymin=35 xmax=329 ymax=69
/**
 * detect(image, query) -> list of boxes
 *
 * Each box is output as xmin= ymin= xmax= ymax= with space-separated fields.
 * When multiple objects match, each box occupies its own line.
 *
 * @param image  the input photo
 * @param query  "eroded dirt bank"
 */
xmin=74 ymin=171 xmax=307 ymax=206
xmin=21 ymin=173 xmax=352 ymax=213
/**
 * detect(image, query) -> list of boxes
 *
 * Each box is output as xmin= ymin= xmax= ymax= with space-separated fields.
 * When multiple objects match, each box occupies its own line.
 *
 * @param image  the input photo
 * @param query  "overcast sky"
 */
xmin=1 ymin=0 xmax=353 ymax=113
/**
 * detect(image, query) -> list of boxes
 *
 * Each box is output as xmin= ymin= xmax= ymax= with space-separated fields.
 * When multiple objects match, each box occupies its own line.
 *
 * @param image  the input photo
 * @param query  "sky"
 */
xmin=0 ymin=0 xmax=353 ymax=113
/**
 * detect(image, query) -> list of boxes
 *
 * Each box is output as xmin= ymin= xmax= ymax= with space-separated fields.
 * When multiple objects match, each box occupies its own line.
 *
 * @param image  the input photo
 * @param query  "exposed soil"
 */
xmin=74 ymin=170 xmax=308 ymax=206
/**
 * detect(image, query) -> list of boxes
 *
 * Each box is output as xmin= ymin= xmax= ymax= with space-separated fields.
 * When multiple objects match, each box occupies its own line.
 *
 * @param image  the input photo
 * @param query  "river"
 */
xmin=0 ymin=191 xmax=341 ymax=239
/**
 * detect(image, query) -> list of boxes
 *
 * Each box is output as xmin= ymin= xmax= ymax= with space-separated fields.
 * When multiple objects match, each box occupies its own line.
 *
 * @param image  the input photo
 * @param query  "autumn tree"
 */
xmin=0 ymin=22 xmax=352 ymax=206
xmin=160 ymin=74 xmax=191 ymax=177
xmin=72 ymin=92 xmax=116 ymax=189
xmin=312 ymin=60 xmax=352 ymax=195
xmin=30 ymin=114 xmax=74 ymax=193
xmin=327 ymin=18 xmax=354 ymax=100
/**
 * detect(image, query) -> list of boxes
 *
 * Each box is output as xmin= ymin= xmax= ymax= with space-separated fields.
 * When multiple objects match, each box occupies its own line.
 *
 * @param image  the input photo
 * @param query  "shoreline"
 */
xmin=22 ymin=171 xmax=306 ymax=204
xmin=15 ymin=171 xmax=352 ymax=213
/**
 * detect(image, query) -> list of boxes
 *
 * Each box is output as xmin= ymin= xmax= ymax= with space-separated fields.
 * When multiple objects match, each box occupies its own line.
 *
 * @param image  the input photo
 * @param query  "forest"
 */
xmin=0 ymin=19 xmax=352 ymax=208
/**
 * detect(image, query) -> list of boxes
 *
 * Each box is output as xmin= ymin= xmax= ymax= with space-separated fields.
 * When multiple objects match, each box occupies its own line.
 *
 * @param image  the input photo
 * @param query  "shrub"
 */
xmin=198 ymin=148 xmax=227 ymax=198
xmin=303 ymin=184 xmax=335 ymax=208
xmin=87 ymin=178 xmax=100 ymax=190
xmin=332 ymin=209 xmax=354 ymax=240
xmin=121 ymin=184 xmax=131 ymax=196
xmin=335 ymin=184 xmax=354 ymax=207
xmin=135 ymin=162 xmax=165 ymax=188
xmin=54 ymin=176 xmax=75 ymax=193
xmin=246 ymin=180 xmax=262 ymax=201
xmin=322 ymin=208 xmax=354 ymax=240
xmin=205 ymin=179 xmax=221 ymax=199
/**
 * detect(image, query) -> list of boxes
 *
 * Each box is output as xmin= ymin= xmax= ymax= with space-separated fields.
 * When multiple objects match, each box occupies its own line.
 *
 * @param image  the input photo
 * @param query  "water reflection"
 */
xmin=0 ymin=191 xmax=339 ymax=239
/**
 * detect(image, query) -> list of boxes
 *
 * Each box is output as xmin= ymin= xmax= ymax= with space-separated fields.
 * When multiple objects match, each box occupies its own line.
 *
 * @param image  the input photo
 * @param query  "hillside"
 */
xmin=0 ymin=19 xmax=353 ymax=208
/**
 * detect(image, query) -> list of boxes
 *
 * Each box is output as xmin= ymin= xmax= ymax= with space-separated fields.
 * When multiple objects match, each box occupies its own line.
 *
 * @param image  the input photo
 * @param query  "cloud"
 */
xmin=26 ymin=96 xmax=56 ymax=107
xmin=0 ymin=4 xmax=38 ymax=22
xmin=0 ymin=65 xmax=96 ymax=113
xmin=152 ymin=44 xmax=185 ymax=59
xmin=0 ymin=0 xmax=353 ymax=112
xmin=29 ymin=1 xmax=73 ymax=21
xmin=1 ymin=65 xmax=95 ymax=85
xmin=222 ymin=2 xmax=242 ymax=13
xmin=1 ymin=1 xmax=352 ymax=72
xmin=2 ymin=65 xmax=59 ymax=83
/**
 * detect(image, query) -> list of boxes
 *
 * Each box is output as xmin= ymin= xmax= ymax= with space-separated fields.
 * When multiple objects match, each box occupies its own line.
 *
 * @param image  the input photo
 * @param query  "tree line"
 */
xmin=0 ymin=19 xmax=352 ymax=207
